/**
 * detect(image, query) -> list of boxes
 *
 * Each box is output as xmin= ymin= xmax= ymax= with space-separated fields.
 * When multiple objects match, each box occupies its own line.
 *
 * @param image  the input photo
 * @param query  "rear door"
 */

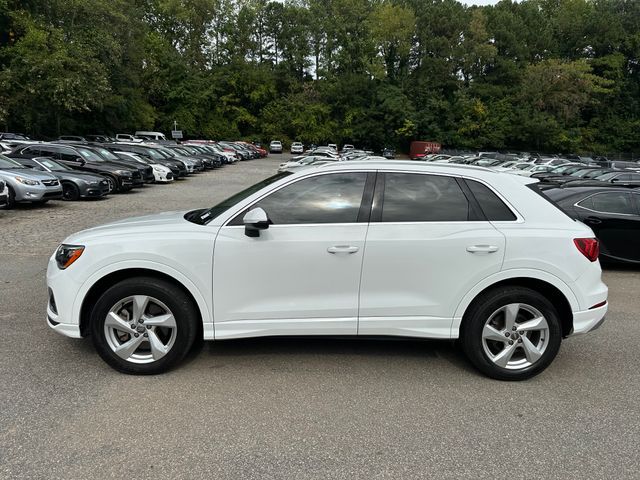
xmin=358 ymin=172 xmax=508 ymax=338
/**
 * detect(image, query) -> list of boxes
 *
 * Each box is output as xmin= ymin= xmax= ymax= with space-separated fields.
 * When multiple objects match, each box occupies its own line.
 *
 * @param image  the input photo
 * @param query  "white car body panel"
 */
xmin=213 ymin=223 xmax=367 ymax=337
xmin=46 ymin=161 xmax=608 ymax=345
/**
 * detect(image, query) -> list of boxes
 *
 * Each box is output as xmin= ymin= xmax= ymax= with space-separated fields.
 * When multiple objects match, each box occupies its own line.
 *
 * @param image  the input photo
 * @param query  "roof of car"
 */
xmin=544 ymin=185 xmax=640 ymax=200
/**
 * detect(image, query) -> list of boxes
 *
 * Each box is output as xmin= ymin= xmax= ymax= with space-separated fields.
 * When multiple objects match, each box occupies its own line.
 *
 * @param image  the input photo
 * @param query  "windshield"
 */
xmin=76 ymin=148 xmax=105 ymax=163
xmin=92 ymin=147 xmax=120 ymax=162
xmin=594 ymin=172 xmax=618 ymax=181
xmin=141 ymin=148 xmax=165 ymax=160
xmin=37 ymin=158 xmax=71 ymax=171
xmin=570 ymin=169 xmax=594 ymax=177
xmin=186 ymin=172 xmax=292 ymax=225
xmin=0 ymin=154 xmax=22 ymax=169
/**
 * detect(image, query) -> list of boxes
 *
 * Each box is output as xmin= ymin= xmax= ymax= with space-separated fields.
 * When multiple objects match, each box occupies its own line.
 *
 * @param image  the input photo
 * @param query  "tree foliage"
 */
xmin=0 ymin=0 xmax=638 ymax=154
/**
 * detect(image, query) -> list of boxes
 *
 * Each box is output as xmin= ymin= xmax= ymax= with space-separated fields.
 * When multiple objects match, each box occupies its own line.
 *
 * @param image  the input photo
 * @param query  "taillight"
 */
xmin=574 ymin=238 xmax=599 ymax=262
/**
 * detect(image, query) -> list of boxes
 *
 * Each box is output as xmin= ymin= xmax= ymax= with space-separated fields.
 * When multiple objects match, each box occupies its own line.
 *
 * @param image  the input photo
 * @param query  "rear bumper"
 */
xmin=570 ymin=303 xmax=608 ymax=335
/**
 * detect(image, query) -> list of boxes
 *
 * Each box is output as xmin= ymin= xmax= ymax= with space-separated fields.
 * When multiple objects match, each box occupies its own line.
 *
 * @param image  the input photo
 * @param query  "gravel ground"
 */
xmin=1 ymin=154 xmax=639 ymax=479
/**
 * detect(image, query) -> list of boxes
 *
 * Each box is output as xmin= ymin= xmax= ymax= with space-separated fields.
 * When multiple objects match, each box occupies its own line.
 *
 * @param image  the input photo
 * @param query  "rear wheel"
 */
xmin=461 ymin=287 xmax=562 ymax=381
xmin=90 ymin=277 xmax=198 ymax=374
xmin=62 ymin=182 xmax=80 ymax=201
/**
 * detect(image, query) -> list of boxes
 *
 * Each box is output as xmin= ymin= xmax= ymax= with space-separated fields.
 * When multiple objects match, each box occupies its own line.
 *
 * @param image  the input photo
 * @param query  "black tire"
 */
xmin=460 ymin=286 xmax=562 ymax=381
xmin=6 ymin=185 xmax=16 ymax=209
xmin=62 ymin=182 xmax=80 ymax=201
xmin=90 ymin=276 xmax=199 ymax=375
xmin=104 ymin=175 xmax=117 ymax=194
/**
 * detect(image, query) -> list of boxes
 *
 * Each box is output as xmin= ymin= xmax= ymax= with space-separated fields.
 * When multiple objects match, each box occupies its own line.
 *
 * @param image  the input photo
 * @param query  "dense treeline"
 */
xmin=0 ymin=0 xmax=638 ymax=153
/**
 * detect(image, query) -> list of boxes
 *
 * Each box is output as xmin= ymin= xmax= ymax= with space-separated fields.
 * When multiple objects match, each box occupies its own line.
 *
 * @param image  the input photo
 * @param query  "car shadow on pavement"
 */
xmin=182 ymin=336 xmax=474 ymax=373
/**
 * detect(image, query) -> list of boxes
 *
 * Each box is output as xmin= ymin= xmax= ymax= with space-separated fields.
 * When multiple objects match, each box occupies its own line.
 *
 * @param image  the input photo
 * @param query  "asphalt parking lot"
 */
xmin=1 ymin=154 xmax=639 ymax=479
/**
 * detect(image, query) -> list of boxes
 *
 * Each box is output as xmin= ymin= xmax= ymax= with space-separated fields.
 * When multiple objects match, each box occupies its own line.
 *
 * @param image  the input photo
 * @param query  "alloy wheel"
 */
xmin=104 ymin=295 xmax=177 ymax=364
xmin=481 ymin=303 xmax=550 ymax=370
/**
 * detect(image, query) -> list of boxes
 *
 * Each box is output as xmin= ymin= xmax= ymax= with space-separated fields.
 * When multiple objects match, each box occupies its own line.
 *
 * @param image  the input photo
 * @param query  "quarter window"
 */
xmin=381 ymin=173 xmax=470 ymax=222
xmin=253 ymin=172 xmax=367 ymax=224
xmin=465 ymin=179 xmax=516 ymax=221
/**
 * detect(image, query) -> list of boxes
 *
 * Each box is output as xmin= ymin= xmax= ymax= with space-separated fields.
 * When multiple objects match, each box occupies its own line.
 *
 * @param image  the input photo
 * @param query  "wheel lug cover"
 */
xmin=139 ymin=319 xmax=144 ymax=324
xmin=146 ymin=325 xmax=151 ymax=329
xmin=508 ymin=340 xmax=514 ymax=345
xmin=143 ymin=333 xmax=148 ymax=338
xmin=505 ymin=332 xmax=510 ymax=337
xmin=512 ymin=326 xmax=517 ymax=331
xmin=130 ymin=324 xmax=135 ymax=329
xmin=134 ymin=333 xmax=139 ymax=338
xmin=518 ymin=339 xmax=523 ymax=343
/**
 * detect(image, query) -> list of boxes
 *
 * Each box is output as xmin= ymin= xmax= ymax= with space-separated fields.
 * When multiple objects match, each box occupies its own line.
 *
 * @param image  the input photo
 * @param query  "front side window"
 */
xmin=381 ymin=173 xmax=470 ymax=222
xmin=578 ymin=192 xmax=636 ymax=215
xmin=253 ymin=173 xmax=367 ymax=225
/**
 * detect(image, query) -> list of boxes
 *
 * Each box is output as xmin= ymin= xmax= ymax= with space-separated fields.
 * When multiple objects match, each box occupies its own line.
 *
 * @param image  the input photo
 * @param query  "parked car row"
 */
xmin=0 ymin=138 xmax=266 ymax=209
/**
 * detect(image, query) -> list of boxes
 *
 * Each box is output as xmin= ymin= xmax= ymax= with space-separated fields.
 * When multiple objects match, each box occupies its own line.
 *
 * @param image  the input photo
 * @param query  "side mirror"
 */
xmin=243 ymin=207 xmax=270 ymax=237
xmin=75 ymin=157 xmax=86 ymax=166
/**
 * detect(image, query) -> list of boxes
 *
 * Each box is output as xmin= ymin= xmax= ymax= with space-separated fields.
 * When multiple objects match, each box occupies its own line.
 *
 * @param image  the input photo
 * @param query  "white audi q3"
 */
xmin=46 ymin=161 xmax=608 ymax=380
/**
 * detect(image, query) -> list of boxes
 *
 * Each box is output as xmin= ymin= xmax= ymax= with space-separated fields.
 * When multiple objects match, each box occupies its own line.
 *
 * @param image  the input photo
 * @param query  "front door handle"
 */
xmin=327 ymin=245 xmax=359 ymax=254
xmin=466 ymin=245 xmax=499 ymax=254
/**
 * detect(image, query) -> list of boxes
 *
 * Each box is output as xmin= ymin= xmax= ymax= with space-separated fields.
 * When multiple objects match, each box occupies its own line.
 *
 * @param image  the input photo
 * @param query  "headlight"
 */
xmin=114 ymin=169 xmax=132 ymax=177
xmin=152 ymin=165 xmax=164 ymax=173
xmin=15 ymin=176 xmax=40 ymax=186
xmin=55 ymin=244 xmax=85 ymax=269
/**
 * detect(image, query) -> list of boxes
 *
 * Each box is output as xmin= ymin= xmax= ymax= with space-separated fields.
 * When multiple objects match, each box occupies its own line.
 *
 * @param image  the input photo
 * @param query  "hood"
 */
xmin=52 ymin=170 xmax=106 ymax=182
xmin=0 ymin=167 xmax=57 ymax=181
xmin=64 ymin=211 xmax=193 ymax=243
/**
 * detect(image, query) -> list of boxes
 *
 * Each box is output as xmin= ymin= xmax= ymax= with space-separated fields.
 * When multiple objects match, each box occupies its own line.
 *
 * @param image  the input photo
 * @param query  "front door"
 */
xmin=213 ymin=171 xmax=373 ymax=339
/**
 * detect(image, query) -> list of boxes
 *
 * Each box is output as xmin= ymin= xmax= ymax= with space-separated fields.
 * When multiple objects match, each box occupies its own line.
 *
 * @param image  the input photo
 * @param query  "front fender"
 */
xmin=71 ymin=259 xmax=214 ymax=339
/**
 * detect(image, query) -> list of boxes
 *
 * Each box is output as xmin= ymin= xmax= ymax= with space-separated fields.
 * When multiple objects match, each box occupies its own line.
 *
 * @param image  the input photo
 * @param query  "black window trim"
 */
xmin=371 ymin=170 xmax=519 ymax=224
xmin=226 ymin=170 xmax=376 ymax=227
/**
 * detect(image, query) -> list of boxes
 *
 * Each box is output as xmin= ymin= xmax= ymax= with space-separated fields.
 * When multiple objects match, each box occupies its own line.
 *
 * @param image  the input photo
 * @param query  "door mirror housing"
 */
xmin=243 ymin=207 xmax=270 ymax=237
xmin=75 ymin=157 xmax=86 ymax=166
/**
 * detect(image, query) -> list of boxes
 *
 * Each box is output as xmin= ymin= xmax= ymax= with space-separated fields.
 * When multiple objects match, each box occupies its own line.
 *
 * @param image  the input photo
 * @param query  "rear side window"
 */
xmin=381 ymin=173 xmax=470 ymax=222
xmin=578 ymin=192 xmax=636 ymax=215
xmin=465 ymin=180 xmax=517 ymax=221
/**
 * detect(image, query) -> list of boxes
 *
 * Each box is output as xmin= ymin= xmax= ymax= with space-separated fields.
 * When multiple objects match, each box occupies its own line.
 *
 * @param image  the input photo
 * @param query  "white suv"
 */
xmin=46 ymin=162 xmax=607 ymax=379
xmin=290 ymin=142 xmax=304 ymax=154
xmin=269 ymin=140 xmax=283 ymax=153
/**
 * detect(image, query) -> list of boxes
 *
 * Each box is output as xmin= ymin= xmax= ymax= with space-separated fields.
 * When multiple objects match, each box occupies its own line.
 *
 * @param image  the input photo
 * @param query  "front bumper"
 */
xmin=46 ymin=314 xmax=82 ymax=338
xmin=570 ymin=302 xmax=608 ymax=335
xmin=16 ymin=184 xmax=63 ymax=202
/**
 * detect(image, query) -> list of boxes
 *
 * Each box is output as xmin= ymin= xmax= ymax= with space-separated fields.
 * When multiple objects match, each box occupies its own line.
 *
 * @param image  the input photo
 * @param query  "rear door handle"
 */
xmin=327 ymin=245 xmax=359 ymax=254
xmin=466 ymin=245 xmax=499 ymax=254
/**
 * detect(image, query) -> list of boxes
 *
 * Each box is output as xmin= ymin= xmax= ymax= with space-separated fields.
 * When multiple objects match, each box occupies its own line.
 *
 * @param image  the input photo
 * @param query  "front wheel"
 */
xmin=461 ymin=286 xmax=562 ymax=381
xmin=62 ymin=182 xmax=80 ymax=201
xmin=90 ymin=277 xmax=198 ymax=374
